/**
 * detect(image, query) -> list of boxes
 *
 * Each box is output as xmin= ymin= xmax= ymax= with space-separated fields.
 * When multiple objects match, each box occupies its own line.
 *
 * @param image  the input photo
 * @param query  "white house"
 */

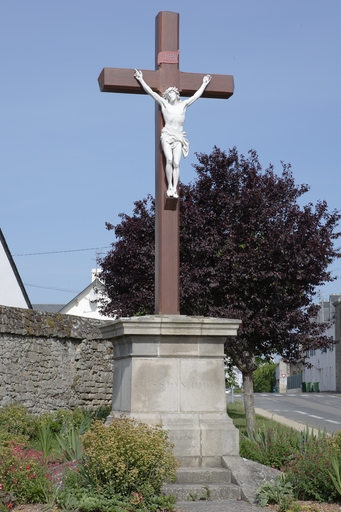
xmin=58 ymin=269 xmax=110 ymax=319
xmin=0 ymin=228 xmax=31 ymax=309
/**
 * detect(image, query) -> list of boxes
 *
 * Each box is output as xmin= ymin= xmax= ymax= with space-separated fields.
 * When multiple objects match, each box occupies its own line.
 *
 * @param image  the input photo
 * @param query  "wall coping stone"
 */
xmin=0 ymin=305 xmax=111 ymax=340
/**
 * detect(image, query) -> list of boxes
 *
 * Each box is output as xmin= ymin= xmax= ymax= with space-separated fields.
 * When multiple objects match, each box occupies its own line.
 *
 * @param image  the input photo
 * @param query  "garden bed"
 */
xmin=12 ymin=501 xmax=341 ymax=512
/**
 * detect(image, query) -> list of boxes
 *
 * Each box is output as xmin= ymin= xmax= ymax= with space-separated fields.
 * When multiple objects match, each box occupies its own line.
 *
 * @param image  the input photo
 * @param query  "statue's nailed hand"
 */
xmin=134 ymin=69 xmax=143 ymax=81
xmin=203 ymin=75 xmax=211 ymax=85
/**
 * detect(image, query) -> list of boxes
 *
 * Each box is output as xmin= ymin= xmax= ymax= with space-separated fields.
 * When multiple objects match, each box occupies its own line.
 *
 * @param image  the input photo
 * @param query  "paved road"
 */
xmin=227 ymin=392 xmax=341 ymax=433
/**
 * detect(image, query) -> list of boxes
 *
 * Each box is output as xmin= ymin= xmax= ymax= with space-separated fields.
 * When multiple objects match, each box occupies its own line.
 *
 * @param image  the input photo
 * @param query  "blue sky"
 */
xmin=1 ymin=0 xmax=340 ymax=305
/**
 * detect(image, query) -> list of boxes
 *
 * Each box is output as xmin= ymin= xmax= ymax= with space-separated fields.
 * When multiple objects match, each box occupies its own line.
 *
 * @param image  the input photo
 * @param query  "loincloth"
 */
xmin=161 ymin=127 xmax=189 ymax=158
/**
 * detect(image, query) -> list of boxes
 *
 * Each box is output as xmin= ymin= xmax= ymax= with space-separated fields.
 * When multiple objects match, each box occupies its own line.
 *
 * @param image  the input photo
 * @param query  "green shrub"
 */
xmin=90 ymin=405 xmax=112 ymax=422
xmin=328 ymin=456 xmax=341 ymax=498
xmin=240 ymin=424 xmax=300 ymax=469
xmin=240 ymin=424 xmax=329 ymax=471
xmin=36 ymin=424 xmax=55 ymax=459
xmin=58 ymin=482 xmax=176 ymax=512
xmin=253 ymin=362 xmax=277 ymax=392
xmin=256 ymin=474 xmax=294 ymax=512
xmin=38 ymin=407 xmax=93 ymax=435
xmin=0 ymin=490 xmax=16 ymax=512
xmin=37 ymin=411 xmax=66 ymax=436
xmin=229 ymin=401 xmax=341 ymax=503
xmin=81 ymin=417 xmax=178 ymax=496
xmin=283 ymin=437 xmax=338 ymax=502
xmin=58 ymin=465 xmax=177 ymax=511
xmin=0 ymin=404 xmax=37 ymax=441
xmin=0 ymin=431 xmax=30 ymax=449
xmin=55 ymin=424 xmax=84 ymax=461
xmin=327 ymin=429 xmax=341 ymax=453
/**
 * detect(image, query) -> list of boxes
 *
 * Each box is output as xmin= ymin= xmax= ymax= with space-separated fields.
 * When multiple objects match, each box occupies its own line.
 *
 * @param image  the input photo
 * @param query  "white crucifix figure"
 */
xmin=134 ymin=70 xmax=211 ymax=198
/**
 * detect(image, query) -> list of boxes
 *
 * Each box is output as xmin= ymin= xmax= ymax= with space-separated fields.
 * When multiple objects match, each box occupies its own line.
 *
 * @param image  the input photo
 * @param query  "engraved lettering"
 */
xmin=157 ymin=50 xmax=179 ymax=65
xmin=140 ymin=379 xmax=174 ymax=389
xmin=189 ymin=381 xmax=215 ymax=390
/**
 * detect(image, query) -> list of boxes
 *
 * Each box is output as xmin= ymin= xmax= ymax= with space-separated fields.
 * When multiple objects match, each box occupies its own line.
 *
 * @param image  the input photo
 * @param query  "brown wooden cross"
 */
xmin=98 ymin=11 xmax=234 ymax=316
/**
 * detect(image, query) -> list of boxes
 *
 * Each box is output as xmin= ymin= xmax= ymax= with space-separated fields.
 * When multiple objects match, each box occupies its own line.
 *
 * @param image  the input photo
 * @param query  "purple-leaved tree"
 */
xmin=99 ymin=147 xmax=341 ymax=436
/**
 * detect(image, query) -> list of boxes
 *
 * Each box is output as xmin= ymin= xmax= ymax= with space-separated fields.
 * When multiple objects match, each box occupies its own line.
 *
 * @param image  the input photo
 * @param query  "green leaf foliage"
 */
xmin=256 ymin=474 xmax=294 ymax=512
xmin=0 ymin=404 xmax=38 ymax=442
xmin=228 ymin=402 xmax=341 ymax=503
xmin=55 ymin=424 xmax=84 ymax=462
xmin=81 ymin=417 xmax=178 ymax=496
xmin=253 ymin=362 xmax=277 ymax=392
xmin=283 ymin=437 xmax=339 ymax=502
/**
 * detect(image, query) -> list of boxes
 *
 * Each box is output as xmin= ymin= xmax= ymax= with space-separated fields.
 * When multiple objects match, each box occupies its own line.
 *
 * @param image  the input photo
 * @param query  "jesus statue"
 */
xmin=134 ymin=70 xmax=211 ymax=198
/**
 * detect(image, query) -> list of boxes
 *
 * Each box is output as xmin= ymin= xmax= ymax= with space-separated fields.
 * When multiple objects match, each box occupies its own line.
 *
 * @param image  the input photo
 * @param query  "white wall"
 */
xmin=0 ymin=247 xmax=29 ymax=308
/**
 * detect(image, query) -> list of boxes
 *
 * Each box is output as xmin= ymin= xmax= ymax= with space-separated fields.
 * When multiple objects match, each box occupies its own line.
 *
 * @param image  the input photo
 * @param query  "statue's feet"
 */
xmin=166 ymin=187 xmax=178 ymax=198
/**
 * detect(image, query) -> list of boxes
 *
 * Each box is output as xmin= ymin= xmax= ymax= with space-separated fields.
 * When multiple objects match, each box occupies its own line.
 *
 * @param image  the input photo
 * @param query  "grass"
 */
xmin=227 ymin=400 xmax=294 ymax=436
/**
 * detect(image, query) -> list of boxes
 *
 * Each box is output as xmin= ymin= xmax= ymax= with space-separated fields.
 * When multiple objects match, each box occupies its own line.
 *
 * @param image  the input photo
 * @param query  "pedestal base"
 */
xmin=101 ymin=315 xmax=241 ymax=468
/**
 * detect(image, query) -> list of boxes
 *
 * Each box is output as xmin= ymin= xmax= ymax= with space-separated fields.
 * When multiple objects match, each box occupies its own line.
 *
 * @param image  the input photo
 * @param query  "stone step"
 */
xmin=175 ymin=467 xmax=232 ymax=485
xmin=175 ymin=500 xmax=259 ymax=512
xmin=162 ymin=482 xmax=242 ymax=502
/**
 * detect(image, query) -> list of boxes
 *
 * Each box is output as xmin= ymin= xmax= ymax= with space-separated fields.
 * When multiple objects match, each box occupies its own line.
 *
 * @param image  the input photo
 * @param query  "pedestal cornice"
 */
xmin=101 ymin=315 xmax=241 ymax=340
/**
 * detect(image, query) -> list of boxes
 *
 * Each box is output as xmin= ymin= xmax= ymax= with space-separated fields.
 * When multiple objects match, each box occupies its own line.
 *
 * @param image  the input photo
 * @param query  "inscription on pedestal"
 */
xmin=140 ymin=379 xmax=175 ymax=389
xmin=189 ymin=381 xmax=215 ymax=389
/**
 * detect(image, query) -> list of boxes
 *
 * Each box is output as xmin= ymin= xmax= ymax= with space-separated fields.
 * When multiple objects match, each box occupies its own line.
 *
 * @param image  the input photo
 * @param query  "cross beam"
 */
xmin=98 ymin=68 xmax=234 ymax=99
xmin=98 ymin=11 xmax=234 ymax=315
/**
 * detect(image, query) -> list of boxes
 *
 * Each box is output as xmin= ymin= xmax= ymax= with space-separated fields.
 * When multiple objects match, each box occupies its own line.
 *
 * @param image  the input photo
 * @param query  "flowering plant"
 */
xmin=0 ymin=442 xmax=52 ymax=504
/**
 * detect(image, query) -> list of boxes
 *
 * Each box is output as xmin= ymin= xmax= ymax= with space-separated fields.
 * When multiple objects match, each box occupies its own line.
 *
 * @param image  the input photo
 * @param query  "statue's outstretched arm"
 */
xmin=184 ymin=75 xmax=211 ymax=108
xmin=134 ymin=69 xmax=163 ymax=106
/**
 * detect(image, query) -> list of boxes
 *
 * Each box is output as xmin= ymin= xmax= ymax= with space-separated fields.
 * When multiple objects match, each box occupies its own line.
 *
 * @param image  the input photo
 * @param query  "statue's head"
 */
xmin=163 ymin=87 xmax=180 ymax=102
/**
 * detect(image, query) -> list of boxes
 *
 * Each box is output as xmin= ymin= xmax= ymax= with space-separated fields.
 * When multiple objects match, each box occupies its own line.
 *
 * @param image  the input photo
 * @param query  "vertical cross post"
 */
xmin=154 ymin=11 xmax=180 ymax=315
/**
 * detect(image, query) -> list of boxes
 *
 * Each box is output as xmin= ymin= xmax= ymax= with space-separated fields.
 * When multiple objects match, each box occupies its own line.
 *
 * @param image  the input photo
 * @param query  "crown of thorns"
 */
xmin=163 ymin=87 xmax=180 ymax=99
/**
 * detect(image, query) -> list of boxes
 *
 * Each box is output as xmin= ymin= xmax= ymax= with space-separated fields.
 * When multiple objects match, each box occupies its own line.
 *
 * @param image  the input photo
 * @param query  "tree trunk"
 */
xmin=226 ymin=346 xmax=258 ymax=438
xmin=243 ymin=370 xmax=256 ymax=438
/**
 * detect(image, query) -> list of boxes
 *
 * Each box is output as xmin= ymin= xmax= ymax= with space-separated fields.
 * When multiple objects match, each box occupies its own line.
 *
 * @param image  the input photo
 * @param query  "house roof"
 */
xmin=0 ymin=228 xmax=32 ymax=309
xmin=58 ymin=278 xmax=105 ymax=314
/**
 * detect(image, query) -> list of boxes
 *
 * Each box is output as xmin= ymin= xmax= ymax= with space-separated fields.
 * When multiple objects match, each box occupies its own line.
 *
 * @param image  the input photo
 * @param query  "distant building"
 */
xmin=0 ymin=228 xmax=31 ymax=309
xmin=32 ymin=270 xmax=112 ymax=320
xmin=302 ymin=294 xmax=341 ymax=392
xmin=277 ymin=294 xmax=340 ymax=393
xmin=58 ymin=269 xmax=110 ymax=319
xmin=276 ymin=360 xmax=289 ymax=393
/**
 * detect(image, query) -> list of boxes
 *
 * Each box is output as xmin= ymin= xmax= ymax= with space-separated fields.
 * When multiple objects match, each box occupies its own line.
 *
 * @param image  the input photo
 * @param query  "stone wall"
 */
xmin=0 ymin=305 xmax=113 ymax=414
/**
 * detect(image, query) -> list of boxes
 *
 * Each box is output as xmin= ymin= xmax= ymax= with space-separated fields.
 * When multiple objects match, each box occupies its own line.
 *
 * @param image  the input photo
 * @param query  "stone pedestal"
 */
xmin=101 ymin=315 xmax=241 ymax=468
